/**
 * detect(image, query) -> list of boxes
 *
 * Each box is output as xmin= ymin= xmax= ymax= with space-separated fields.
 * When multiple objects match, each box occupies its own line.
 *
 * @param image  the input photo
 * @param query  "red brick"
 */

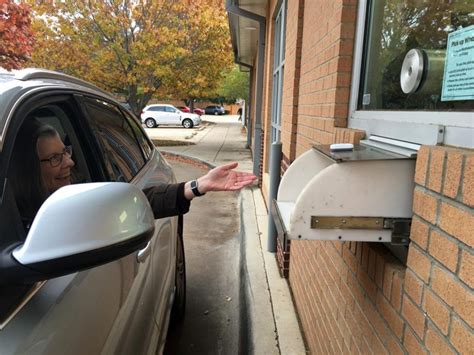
xmin=391 ymin=272 xmax=403 ymax=311
xmin=343 ymin=245 xmax=358 ymax=274
xmin=404 ymin=270 xmax=424 ymax=305
xmin=425 ymin=323 xmax=456 ymax=355
xmin=386 ymin=336 xmax=404 ymax=355
xmin=368 ymin=246 xmax=377 ymax=280
xmin=431 ymin=266 xmax=474 ymax=327
xmin=427 ymin=148 xmax=445 ymax=193
xmin=402 ymin=295 xmax=426 ymax=338
xmin=375 ymin=254 xmax=385 ymax=288
xmin=410 ymin=217 xmax=429 ymax=250
xmin=463 ymin=155 xmax=474 ymax=207
xmin=459 ymin=249 xmax=474 ymax=288
xmin=428 ymin=230 xmax=459 ymax=272
xmin=443 ymin=150 xmax=463 ymax=199
xmin=347 ymin=271 xmax=366 ymax=307
xmin=415 ymin=146 xmax=430 ymax=186
xmin=412 ymin=189 xmax=438 ymax=224
xmin=450 ymin=317 xmax=474 ymax=354
xmin=439 ymin=202 xmax=474 ymax=247
xmin=407 ymin=246 xmax=431 ymax=283
xmin=382 ymin=262 xmax=395 ymax=299
xmin=363 ymin=298 xmax=392 ymax=346
xmin=361 ymin=243 xmax=369 ymax=272
xmin=376 ymin=291 xmax=404 ymax=339
xmin=422 ymin=289 xmax=450 ymax=335
xmin=403 ymin=327 xmax=428 ymax=355
xmin=357 ymin=268 xmax=376 ymax=303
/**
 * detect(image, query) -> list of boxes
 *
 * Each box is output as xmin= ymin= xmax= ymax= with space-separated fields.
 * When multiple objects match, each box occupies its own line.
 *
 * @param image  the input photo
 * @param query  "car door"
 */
xmin=152 ymin=106 xmax=168 ymax=125
xmin=0 ymin=94 xmax=157 ymax=355
xmin=80 ymin=97 xmax=178 ymax=338
xmin=165 ymin=106 xmax=181 ymax=125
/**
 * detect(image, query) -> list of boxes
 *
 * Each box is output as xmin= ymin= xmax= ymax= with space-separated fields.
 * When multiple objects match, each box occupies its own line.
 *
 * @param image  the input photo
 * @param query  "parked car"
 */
xmin=193 ymin=108 xmax=204 ymax=115
xmin=141 ymin=104 xmax=201 ymax=128
xmin=176 ymin=106 xmax=190 ymax=113
xmin=204 ymin=105 xmax=225 ymax=115
xmin=0 ymin=68 xmax=185 ymax=354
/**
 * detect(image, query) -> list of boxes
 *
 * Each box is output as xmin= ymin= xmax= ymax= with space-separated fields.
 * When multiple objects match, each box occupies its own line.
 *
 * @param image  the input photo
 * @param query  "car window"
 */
xmin=82 ymin=97 xmax=146 ymax=182
xmin=149 ymin=106 xmax=163 ymax=112
xmin=122 ymin=110 xmax=154 ymax=160
xmin=7 ymin=102 xmax=92 ymax=229
xmin=165 ymin=106 xmax=176 ymax=113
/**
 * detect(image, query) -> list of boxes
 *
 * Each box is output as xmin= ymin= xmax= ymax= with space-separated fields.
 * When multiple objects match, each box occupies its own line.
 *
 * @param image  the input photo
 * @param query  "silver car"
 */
xmin=0 ymin=69 xmax=185 ymax=354
xmin=141 ymin=104 xmax=201 ymax=128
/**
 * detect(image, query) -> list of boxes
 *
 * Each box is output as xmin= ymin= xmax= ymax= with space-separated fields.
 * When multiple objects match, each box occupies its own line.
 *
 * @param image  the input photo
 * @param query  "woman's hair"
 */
xmin=9 ymin=119 xmax=59 ymax=221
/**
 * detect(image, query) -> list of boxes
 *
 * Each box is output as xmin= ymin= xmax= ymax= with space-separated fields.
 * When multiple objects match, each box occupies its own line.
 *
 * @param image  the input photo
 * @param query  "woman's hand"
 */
xmin=198 ymin=162 xmax=257 ymax=193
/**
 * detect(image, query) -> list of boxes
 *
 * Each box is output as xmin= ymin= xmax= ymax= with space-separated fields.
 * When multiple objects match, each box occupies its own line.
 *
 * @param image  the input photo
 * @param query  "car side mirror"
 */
xmin=1 ymin=183 xmax=154 ymax=283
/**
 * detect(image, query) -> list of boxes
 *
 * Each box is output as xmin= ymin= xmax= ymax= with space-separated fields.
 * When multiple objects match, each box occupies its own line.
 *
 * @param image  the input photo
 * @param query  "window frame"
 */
xmin=271 ymin=0 xmax=287 ymax=144
xmin=348 ymin=0 xmax=474 ymax=148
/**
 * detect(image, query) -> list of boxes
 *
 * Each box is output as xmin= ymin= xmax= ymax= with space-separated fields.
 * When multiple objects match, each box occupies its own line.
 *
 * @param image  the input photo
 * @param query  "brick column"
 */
xmin=402 ymin=145 xmax=473 ymax=353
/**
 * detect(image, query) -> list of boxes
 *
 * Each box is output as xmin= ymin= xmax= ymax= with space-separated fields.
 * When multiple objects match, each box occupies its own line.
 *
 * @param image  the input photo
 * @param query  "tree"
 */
xmin=217 ymin=65 xmax=249 ymax=102
xmin=165 ymin=0 xmax=233 ymax=108
xmin=0 ymin=0 xmax=34 ymax=70
xmin=27 ymin=0 xmax=232 ymax=115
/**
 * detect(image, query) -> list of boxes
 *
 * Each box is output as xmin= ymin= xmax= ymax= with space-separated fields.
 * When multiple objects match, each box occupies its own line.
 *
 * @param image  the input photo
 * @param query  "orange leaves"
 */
xmin=26 ymin=0 xmax=232 ymax=112
xmin=0 ymin=0 xmax=34 ymax=70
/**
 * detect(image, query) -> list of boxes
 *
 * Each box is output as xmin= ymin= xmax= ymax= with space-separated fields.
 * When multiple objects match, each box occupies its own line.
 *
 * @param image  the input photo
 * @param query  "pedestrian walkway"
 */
xmin=156 ymin=116 xmax=306 ymax=354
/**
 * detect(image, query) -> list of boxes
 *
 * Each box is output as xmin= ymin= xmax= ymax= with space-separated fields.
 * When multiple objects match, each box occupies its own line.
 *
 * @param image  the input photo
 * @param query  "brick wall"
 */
xmin=264 ymin=0 xmax=474 ymax=353
xmin=288 ymin=146 xmax=473 ymax=354
xmin=294 ymin=0 xmax=359 ymax=157
xmin=402 ymin=146 xmax=473 ymax=353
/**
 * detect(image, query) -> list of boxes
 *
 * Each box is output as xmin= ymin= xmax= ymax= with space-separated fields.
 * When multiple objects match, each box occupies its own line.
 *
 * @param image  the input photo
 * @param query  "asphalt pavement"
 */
xmin=164 ymin=160 xmax=245 ymax=354
xmin=150 ymin=115 xmax=306 ymax=355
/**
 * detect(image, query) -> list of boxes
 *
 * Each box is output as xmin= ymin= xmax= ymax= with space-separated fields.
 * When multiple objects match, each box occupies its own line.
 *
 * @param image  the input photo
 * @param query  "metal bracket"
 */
xmin=311 ymin=216 xmax=411 ymax=245
xmin=271 ymin=199 xmax=289 ymax=250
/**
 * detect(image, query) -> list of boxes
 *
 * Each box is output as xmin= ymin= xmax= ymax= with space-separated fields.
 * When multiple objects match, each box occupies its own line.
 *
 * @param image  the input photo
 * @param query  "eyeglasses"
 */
xmin=40 ymin=145 xmax=73 ymax=167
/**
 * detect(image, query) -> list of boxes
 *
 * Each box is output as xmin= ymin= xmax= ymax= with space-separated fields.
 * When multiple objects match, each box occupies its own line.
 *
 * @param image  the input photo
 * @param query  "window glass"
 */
xmin=82 ymin=97 xmax=145 ymax=182
xmin=271 ymin=0 xmax=287 ymax=143
xmin=359 ymin=0 xmax=474 ymax=111
xmin=123 ymin=110 xmax=154 ymax=159
xmin=165 ymin=106 xmax=176 ymax=112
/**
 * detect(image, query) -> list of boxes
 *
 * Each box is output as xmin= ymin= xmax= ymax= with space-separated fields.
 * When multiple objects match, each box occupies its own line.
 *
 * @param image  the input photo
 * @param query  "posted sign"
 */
xmin=441 ymin=25 xmax=474 ymax=101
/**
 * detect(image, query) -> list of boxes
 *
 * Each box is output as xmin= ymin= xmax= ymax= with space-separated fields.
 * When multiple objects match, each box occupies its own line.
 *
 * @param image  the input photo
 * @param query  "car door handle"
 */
xmin=136 ymin=241 xmax=151 ymax=263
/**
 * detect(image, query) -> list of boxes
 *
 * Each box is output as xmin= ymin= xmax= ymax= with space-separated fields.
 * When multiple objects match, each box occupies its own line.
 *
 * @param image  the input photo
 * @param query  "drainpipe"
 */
xmin=226 ymin=0 xmax=266 ymax=176
xmin=234 ymin=60 xmax=253 ymax=149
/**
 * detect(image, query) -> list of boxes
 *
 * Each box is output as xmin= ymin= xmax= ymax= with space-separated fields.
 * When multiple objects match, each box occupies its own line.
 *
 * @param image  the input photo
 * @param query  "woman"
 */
xmin=10 ymin=119 xmax=256 ymax=227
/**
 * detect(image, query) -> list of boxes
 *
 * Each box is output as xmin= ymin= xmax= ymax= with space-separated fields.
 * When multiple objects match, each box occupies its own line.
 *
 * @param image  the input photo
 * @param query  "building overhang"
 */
xmin=227 ymin=0 xmax=267 ymax=71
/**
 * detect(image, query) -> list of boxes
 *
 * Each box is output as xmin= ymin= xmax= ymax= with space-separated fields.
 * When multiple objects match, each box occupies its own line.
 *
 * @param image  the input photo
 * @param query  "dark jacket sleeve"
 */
xmin=143 ymin=182 xmax=191 ymax=219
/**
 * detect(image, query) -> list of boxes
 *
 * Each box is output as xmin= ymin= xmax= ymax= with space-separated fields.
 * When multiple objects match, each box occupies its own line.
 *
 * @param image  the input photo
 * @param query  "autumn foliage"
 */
xmin=0 ymin=0 xmax=34 ymax=70
xmin=27 ymin=0 xmax=233 ymax=114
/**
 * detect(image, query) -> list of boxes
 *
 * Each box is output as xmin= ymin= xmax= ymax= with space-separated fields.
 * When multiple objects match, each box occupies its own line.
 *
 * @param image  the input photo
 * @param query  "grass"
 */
xmin=152 ymin=139 xmax=196 ymax=146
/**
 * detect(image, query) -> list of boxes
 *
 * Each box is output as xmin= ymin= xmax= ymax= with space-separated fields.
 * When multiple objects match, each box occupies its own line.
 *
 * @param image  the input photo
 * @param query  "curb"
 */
xmin=239 ymin=188 xmax=280 ymax=355
xmin=161 ymin=150 xmax=216 ymax=170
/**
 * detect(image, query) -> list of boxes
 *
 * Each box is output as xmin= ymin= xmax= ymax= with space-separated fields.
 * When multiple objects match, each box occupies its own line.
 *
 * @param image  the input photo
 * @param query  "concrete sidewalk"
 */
xmin=152 ymin=116 xmax=306 ymax=354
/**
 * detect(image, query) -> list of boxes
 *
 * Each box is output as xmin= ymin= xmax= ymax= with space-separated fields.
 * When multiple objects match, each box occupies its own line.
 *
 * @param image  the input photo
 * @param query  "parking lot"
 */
xmin=144 ymin=114 xmax=245 ymax=149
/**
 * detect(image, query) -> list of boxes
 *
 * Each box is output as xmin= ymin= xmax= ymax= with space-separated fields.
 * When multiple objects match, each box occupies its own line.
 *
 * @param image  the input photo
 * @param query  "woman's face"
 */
xmin=36 ymin=134 xmax=75 ymax=194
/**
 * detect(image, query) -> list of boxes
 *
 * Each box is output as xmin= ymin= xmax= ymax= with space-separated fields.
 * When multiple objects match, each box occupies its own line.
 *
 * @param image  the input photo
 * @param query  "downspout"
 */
xmin=235 ymin=60 xmax=253 ymax=149
xmin=226 ymin=0 xmax=266 ymax=176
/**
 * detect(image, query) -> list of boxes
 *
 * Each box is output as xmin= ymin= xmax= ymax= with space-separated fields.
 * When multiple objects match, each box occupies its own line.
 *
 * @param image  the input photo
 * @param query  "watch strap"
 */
xmin=190 ymin=179 xmax=205 ymax=197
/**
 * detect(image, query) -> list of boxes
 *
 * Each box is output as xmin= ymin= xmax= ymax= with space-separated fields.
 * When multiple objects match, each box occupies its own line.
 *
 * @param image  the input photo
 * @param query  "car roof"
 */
xmin=0 ymin=68 xmax=116 ymax=152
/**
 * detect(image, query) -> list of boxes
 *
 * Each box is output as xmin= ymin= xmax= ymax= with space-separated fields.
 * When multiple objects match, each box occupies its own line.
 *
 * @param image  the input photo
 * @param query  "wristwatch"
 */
xmin=190 ymin=179 xmax=205 ymax=197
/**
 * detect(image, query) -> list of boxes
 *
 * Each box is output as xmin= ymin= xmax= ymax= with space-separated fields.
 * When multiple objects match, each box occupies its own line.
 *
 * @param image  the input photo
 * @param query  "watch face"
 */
xmin=191 ymin=180 xmax=204 ymax=196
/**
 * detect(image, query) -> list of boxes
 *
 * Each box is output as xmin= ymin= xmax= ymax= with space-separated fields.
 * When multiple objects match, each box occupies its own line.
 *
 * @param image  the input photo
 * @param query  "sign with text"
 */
xmin=441 ymin=25 xmax=474 ymax=101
